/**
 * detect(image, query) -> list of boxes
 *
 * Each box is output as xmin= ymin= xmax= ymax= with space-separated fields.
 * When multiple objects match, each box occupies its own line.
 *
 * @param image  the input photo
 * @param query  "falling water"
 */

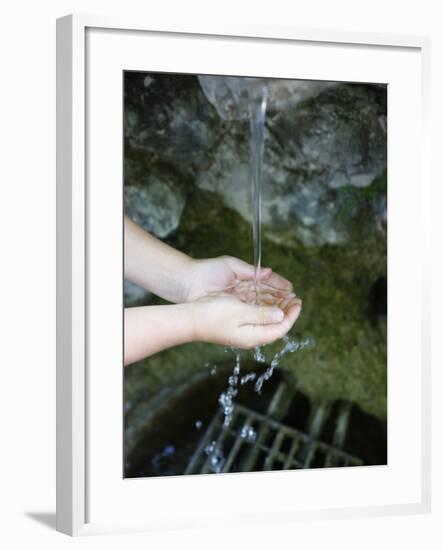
xmin=218 ymin=348 xmax=241 ymax=427
xmin=254 ymin=335 xmax=313 ymax=394
xmin=199 ymin=77 xmax=313 ymax=462
xmin=249 ymin=84 xmax=268 ymax=366
xmin=217 ymin=335 xmax=313 ymax=428
xmin=249 ymin=84 xmax=268 ymax=295
xmin=216 ymin=81 xmax=312 ymax=428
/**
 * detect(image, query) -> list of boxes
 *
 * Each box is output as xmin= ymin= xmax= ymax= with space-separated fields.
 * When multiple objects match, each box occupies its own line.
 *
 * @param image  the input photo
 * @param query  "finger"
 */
xmin=240 ymin=299 xmax=302 ymax=347
xmin=237 ymin=323 xmax=285 ymax=348
xmin=256 ymin=292 xmax=280 ymax=305
xmin=263 ymin=271 xmax=293 ymax=291
xmin=232 ymin=286 xmax=296 ymax=310
xmin=278 ymin=298 xmax=303 ymax=333
xmin=224 ymin=256 xmax=272 ymax=281
xmin=241 ymin=304 xmax=285 ymax=326
xmin=257 ymin=289 xmax=296 ymax=304
xmin=274 ymin=295 xmax=295 ymax=312
xmin=256 ymin=266 xmax=273 ymax=280
xmin=231 ymin=284 xmax=259 ymax=304
xmin=259 ymin=281 xmax=296 ymax=297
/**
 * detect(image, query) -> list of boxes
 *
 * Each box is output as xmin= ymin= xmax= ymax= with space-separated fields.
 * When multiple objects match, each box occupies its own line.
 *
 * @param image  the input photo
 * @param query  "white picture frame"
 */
xmin=56 ymin=13 xmax=431 ymax=536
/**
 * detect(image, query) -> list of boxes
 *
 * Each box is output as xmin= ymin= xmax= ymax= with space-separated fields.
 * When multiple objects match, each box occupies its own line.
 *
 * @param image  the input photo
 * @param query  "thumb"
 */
xmin=241 ymin=304 xmax=285 ymax=326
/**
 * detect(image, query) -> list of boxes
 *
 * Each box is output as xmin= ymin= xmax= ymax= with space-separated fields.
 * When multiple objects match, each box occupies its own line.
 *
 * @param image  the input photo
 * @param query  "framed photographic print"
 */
xmin=56 ymin=14 xmax=431 ymax=536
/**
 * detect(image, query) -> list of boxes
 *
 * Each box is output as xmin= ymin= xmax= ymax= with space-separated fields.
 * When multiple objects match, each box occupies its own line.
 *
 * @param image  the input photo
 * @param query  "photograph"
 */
xmin=1 ymin=0 xmax=436 ymax=544
xmin=123 ymin=71 xmax=388 ymax=478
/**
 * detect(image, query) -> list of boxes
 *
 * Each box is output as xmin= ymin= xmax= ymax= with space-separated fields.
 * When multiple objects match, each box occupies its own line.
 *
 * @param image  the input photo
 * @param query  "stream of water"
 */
xmin=249 ymin=84 xmax=268 ymax=366
xmin=217 ymin=81 xmax=313 ymax=433
xmin=249 ymin=84 xmax=268 ymax=292
xmin=204 ymin=80 xmax=312 ymax=467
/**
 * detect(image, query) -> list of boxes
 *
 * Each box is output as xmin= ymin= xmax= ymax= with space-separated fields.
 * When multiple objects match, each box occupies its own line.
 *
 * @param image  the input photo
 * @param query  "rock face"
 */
xmin=124 ymin=73 xmax=387 ymax=247
xmin=123 ymin=179 xmax=184 ymax=305
xmin=197 ymin=80 xmax=387 ymax=246
xmin=124 ymin=72 xmax=219 ymax=176
xmin=124 ymin=179 xmax=185 ymax=239
xmin=124 ymin=280 xmax=151 ymax=307
xmin=198 ymin=76 xmax=337 ymax=120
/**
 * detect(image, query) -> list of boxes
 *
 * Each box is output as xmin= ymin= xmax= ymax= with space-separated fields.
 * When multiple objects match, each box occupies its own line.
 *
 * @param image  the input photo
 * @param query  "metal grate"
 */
xmin=185 ymin=402 xmax=363 ymax=475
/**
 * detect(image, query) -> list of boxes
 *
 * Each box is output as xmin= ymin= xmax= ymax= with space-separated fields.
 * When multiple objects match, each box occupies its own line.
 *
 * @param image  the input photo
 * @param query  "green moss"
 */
xmin=125 ymin=184 xmax=387 ymax=420
xmin=338 ymin=171 xmax=387 ymax=225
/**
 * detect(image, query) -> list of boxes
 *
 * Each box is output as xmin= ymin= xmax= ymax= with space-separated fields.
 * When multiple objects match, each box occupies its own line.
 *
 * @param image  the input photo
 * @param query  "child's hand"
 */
xmin=185 ymin=292 xmax=302 ymax=350
xmin=183 ymin=256 xmax=292 ymax=303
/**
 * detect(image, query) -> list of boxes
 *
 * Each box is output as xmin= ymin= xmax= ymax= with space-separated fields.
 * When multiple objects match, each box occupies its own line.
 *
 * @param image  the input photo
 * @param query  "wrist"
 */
xmin=178 ymin=257 xmax=198 ymax=303
xmin=173 ymin=302 xmax=200 ymax=344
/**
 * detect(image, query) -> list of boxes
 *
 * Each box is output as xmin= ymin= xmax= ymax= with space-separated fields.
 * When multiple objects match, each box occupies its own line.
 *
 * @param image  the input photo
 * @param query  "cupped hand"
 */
xmin=186 ymin=291 xmax=302 ymax=350
xmin=183 ymin=256 xmax=293 ymax=303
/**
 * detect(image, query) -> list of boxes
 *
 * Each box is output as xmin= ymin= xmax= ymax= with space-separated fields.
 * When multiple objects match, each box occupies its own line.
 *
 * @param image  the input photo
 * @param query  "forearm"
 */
xmin=124 ymin=304 xmax=195 ymax=365
xmin=124 ymin=216 xmax=193 ymax=303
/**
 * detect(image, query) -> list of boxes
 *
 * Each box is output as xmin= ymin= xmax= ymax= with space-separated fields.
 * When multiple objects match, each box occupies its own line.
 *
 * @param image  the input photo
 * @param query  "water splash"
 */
xmin=217 ymin=336 xmax=312 ymax=428
xmin=240 ymin=372 xmax=257 ymax=385
xmin=205 ymin=335 xmax=311 ymax=473
xmin=218 ymin=348 xmax=241 ymax=427
xmin=204 ymin=362 xmax=218 ymax=376
xmin=255 ymin=335 xmax=313 ymax=394
xmin=240 ymin=424 xmax=257 ymax=443
xmin=254 ymin=346 xmax=266 ymax=363
xmin=204 ymin=440 xmax=225 ymax=473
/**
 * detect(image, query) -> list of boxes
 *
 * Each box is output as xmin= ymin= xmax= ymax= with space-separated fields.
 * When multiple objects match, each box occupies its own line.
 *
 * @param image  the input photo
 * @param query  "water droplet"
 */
xmin=241 ymin=425 xmax=257 ymax=443
xmin=240 ymin=372 xmax=257 ymax=385
xmin=254 ymin=335 xmax=311 ymax=394
xmin=254 ymin=346 xmax=266 ymax=363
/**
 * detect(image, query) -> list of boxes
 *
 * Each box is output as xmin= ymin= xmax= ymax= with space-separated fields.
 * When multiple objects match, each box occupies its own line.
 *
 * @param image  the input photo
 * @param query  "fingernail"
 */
xmin=273 ymin=309 xmax=284 ymax=322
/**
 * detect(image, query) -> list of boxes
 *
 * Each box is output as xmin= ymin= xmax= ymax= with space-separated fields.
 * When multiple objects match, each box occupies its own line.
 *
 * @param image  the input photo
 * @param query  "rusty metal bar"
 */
xmin=324 ymin=450 xmax=339 ymax=468
xmin=240 ymin=423 xmax=270 ymax=471
xmin=303 ymin=441 xmax=318 ymax=469
xmin=238 ymin=383 xmax=291 ymax=472
xmin=307 ymin=401 xmax=330 ymax=439
xmin=283 ymin=434 xmax=301 ymax=469
xmin=222 ymin=413 xmax=255 ymax=473
xmin=200 ymin=408 xmax=239 ymax=474
xmin=263 ymin=429 xmax=286 ymax=470
xmin=184 ymin=407 xmax=223 ymax=475
xmin=186 ymin=399 xmax=363 ymax=475
xmin=332 ymin=401 xmax=352 ymax=449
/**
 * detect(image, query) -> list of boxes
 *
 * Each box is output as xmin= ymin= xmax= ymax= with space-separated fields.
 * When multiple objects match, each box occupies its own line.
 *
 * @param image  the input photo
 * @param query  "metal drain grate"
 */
xmin=185 ymin=403 xmax=363 ymax=475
